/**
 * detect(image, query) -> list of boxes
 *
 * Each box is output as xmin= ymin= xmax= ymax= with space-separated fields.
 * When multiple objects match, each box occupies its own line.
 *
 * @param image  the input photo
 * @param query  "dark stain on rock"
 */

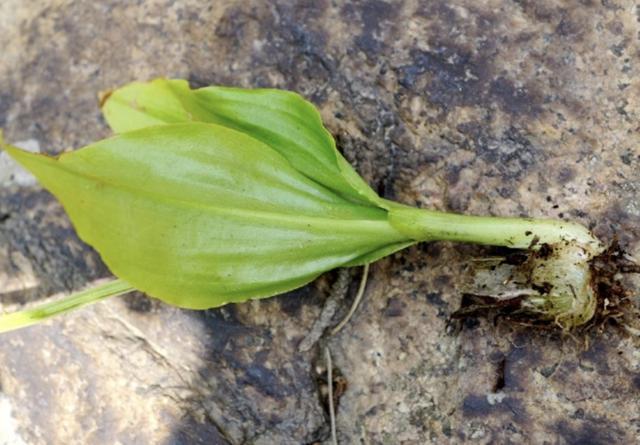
xmin=610 ymin=41 xmax=627 ymax=57
xmin=465 ymin=125 xmax=542 ymax=180
xmin=594 ymin=202 xmax=639 ymax=247
xmin=397 ymin=46 xmax=490 ymax=111
xmin=557 ymin=166 xmax=576 ymax=184
xmin=277 ymin=283 xmax=322 ymax=317
xmin=619 ymin=149 xmax=634 ymax=165
xmin=555 ymin=417 xmax=625 ymax=445
xmin=416 ymin=2 xmax=457 ymax=23
xmin=489 ymin=77 xmax=542 ymax=117
xmin=255 ymin=2 xmax=334 ymax=98
xmin=499 ymin=339 xmax=545 ymax=392
xmin=171 ymin=415 xmax=231 ymax=445
xmin=445 ymin=166 xmax=461 ymax=186
xmin=462 ymin=317 xmax=481 ymax=331
xmin=514 ymin=1 xmax=559 ymax=22
xmin=198 ymin=306 xmax=253 ymax=351
xmin=556 ymin=16 xmax=583 ymax=41
xmin=207 ymin=2 xmax=334 ymax=101
xmin=396 ymin=38 xmax=542 ymax=118
xmin=345 ymin=0 xmax=396 ymax=58
xmin=384 ymin=296 xmax=406 ymax=317
xmin=462 ymin=394 xmax=491 ymax=416
xmin=215 ymin=6 xmax=251 ymax=45
xmin=578 ymin=339 xmax=612 ymax=374
xmin=123 ymin=291 xmax=156 ymax=313
xmin=456 ymin=121 xmax=487 ymax=149
xmin=462 ymin=394 xmax=527 ymax=424
xmin=425 ymin=292 xmax=447 ymax=308
xmin=238 ymin=363 xmax=290 ymax=399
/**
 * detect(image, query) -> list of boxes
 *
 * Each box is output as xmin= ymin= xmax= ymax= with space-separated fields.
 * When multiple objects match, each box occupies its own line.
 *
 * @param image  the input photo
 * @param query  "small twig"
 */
xmin=325 ymin=346 xmax=337 ymax=445
xmin=298 ymin=269 xmax=350 ymax=352
xmin=331 ymin=263 xmax=370 ymax=336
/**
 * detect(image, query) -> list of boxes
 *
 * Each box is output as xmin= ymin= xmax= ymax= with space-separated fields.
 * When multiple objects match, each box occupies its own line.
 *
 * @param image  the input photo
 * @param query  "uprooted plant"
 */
xmin=0 ymin=78 xmax=637 ymax=333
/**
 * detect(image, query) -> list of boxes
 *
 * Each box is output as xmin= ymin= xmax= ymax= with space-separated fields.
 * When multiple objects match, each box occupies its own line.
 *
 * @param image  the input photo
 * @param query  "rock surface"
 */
xmin=0 ymin=0 xmax=639 ymax=444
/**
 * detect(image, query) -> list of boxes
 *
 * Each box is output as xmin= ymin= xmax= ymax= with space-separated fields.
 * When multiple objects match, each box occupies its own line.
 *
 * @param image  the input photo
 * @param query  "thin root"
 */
xmin=325 ymin=346 xmax=337 ymax=445
xmin=331 ymin=263 xmax=370 ymax=336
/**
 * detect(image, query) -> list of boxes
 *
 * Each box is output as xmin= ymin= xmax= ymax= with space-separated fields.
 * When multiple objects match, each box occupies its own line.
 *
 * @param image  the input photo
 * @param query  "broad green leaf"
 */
xmin=3 ymin=123 xmax=411 ymax=309
xmin=101 ymin=78 xmax=385 ymax=208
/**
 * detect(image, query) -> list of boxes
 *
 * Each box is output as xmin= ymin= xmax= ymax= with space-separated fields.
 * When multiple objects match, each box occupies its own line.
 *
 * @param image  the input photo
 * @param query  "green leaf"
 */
xmin=101 ymin=78 xmax=385 ymax=208
xmin=3 ymin=123 xmax=410 ymax=309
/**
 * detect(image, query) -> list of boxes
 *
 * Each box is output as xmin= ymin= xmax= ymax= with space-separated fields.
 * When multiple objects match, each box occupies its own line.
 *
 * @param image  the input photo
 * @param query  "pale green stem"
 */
xmin=0 ymin=278 xmax=134 ymax=334
xmin=388 ymin=206 xmax=604 ymax=254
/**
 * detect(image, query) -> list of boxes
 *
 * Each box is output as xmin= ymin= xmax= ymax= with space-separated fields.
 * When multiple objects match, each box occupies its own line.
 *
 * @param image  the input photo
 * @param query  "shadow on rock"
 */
xmin=165 ymin=285 xmax=329 ymax=445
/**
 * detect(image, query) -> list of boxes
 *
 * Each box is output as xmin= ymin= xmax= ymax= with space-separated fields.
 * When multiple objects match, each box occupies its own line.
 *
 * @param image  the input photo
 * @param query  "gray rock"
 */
xmin=0 ymin=0 xmax=638 ymax=443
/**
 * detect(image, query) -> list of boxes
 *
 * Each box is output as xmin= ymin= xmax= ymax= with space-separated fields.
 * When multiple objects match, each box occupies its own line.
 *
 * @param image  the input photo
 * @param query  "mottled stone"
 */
xmin=0 ymin=0 xmax=639 ymax=444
